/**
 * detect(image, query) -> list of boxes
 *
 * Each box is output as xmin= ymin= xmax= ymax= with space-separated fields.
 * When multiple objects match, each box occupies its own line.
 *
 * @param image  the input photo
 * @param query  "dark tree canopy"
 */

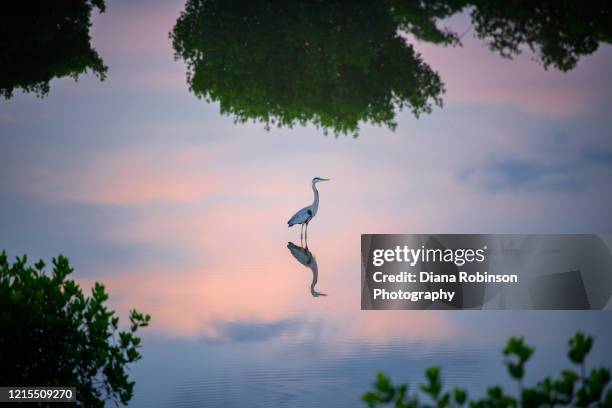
xmin=171 ymin=0 xmax=446 ymax=136
xmin=469 ymin=0 xmax=612 ymax=71
xmin=0 ymin=251 xmax=150 ymax=407
xmin=0 ymin=0 xmax=107 ymax=99
xmin=171 ymin=0 xmax=612 ymax=136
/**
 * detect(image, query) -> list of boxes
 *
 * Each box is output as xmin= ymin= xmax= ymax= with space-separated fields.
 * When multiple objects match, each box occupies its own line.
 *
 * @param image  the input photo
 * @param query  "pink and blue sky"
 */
xmin=1 ymin=1 xmax=611 ymax=405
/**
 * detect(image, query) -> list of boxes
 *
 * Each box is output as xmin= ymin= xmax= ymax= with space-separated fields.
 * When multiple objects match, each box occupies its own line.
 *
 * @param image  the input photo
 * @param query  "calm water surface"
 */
xmin=122 ymin=230 xmax=612 ymax=407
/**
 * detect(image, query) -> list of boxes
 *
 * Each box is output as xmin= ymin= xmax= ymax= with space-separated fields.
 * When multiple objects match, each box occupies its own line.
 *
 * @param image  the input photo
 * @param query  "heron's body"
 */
xmin=287 ymin=205 xmax=315 ymax=227
xmin=287 ymin=177 xmax=330 ymax=241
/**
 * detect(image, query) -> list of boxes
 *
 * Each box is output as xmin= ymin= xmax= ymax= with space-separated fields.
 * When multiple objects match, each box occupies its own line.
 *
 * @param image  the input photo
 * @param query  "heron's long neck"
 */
xmin=309 ymin=258 xmax=318 ymax=294
xmin=312 ymin=183 xmax=319 ymax=213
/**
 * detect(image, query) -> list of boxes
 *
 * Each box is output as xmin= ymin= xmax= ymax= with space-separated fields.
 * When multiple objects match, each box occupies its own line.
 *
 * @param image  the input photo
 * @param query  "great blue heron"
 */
xmin=287 ymin=242 xmax=326 ymax=297
xmin=287 ymin=177 xmax=330 ymax=242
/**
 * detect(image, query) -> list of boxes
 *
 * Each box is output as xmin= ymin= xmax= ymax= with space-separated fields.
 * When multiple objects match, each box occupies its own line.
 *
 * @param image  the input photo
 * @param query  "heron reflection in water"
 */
xmin=287 ymin=242 xmax=327 ymax=297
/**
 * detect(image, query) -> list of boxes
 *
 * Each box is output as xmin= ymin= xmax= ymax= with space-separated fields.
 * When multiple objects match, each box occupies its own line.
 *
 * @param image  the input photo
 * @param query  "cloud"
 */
xmin=410 ymin=25 xmax=612 ymax=118
xmin=0 ymin=112 xmax=16 ymax=124
xmin=20 ymin=144 xmax=224 ymax=205
xmin=70 ymin=194 xmax=454 ymax=341
xmin=92 ymin=0 xmax=183 ymax=55
xmin=201 ymin=319 xmax=305 ymax=343
xmin=584 ymin=149 xmax=612 ymax=167
xmin=466 ymin=160 xmax=582 ymax=192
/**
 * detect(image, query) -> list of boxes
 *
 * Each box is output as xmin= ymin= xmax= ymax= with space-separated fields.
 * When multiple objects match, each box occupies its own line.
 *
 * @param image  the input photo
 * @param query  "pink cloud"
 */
xmin=410 ymin=33 xmax=611 ymax=117
xmin=62 ymin=161 xmax=455 ymax=340
xmin=0 ymin=112 xmax=16 ymax=124
xmin=24 ymin=144 xmax=225 ymax=205
xmin=92 ymin=1 xmax=183 ymax=55
xmin=81 ymin=215 xmax=453 ymax=340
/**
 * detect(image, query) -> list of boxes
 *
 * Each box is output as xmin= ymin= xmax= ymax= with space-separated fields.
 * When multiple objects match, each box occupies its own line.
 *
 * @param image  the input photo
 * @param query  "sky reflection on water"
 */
xmin=1 ymin=0 xmax=612 ymax=406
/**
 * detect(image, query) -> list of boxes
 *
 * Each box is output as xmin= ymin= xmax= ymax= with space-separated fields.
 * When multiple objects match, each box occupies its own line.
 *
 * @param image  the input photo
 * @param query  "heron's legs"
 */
xmin=304 ymin=222 xmax=309 ymax=242
xmin=300 ymin=224 xmax=304 ymax=245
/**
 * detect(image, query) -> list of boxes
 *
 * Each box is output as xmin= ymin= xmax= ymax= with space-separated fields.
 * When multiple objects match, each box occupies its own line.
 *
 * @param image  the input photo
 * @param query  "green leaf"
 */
xmin=568 ymin=332 xmax=593 ymax=365
xmin=454 ymin=387 xmax=467 ymax=405
xmin=0 ymin=249 xmax=148 ymax=407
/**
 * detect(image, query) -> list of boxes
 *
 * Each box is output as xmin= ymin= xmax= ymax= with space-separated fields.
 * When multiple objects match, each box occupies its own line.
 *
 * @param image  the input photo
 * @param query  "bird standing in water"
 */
xmin=287 ymin=177 xmax=330 ymax=242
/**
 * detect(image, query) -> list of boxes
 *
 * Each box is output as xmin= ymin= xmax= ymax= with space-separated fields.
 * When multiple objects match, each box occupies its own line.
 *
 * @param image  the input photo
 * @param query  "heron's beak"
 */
xmin=321 ymin=178 xmax=331 ymax=181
